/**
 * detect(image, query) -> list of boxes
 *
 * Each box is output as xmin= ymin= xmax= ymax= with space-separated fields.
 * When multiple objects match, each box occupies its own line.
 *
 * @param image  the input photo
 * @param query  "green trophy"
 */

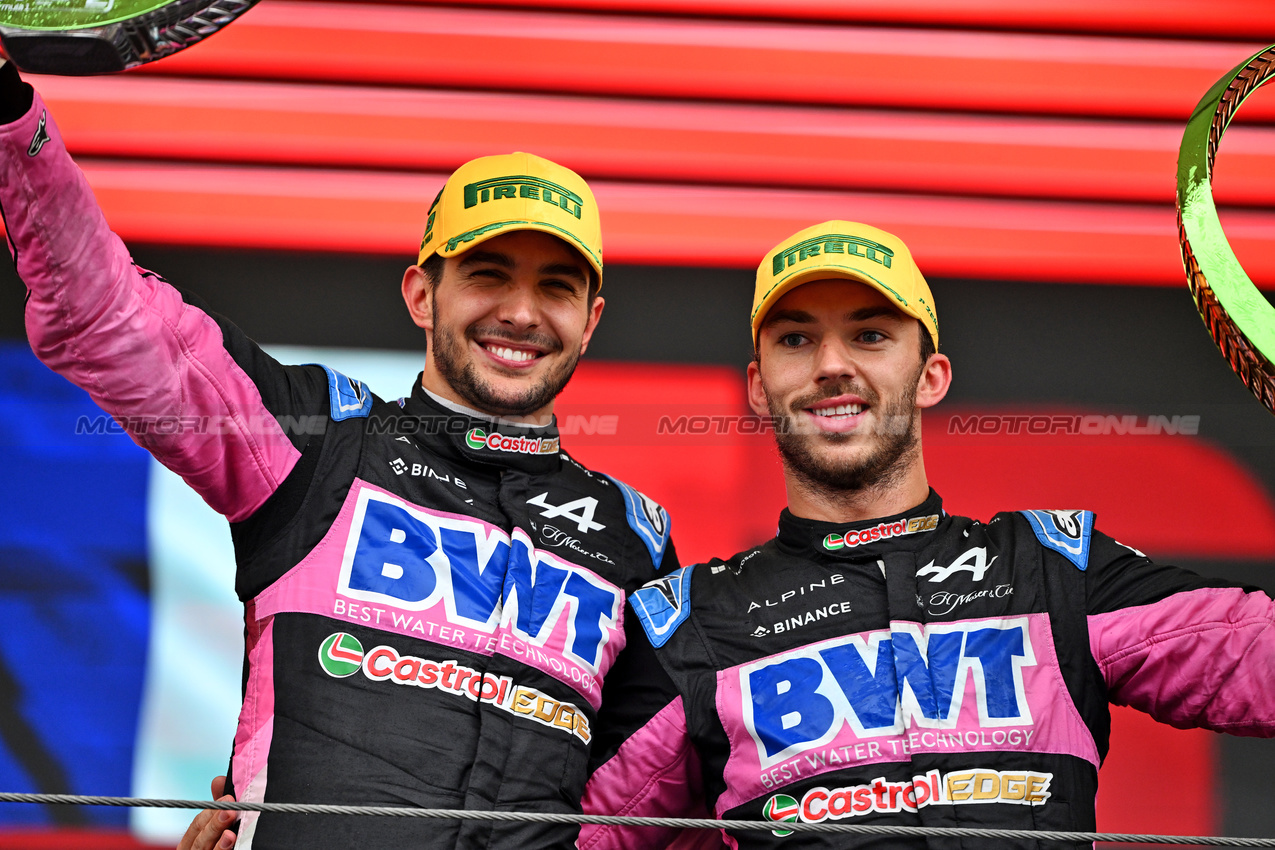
xmin=1178 ymin=45 xmax=1275 ymax=414
xmin=0 ymin=0 xmax=257 ymax=74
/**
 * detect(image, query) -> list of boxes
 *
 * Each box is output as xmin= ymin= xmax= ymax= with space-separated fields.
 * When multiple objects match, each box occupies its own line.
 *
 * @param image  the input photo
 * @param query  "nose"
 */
xmin=812 ymin=337 xmax=858 ymax=383
xmin=494 ymin=278 xmax=541 ymax=330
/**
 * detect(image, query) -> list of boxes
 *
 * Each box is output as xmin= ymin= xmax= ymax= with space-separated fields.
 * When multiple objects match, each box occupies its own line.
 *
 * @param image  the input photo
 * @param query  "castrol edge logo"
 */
xmin=465 ymin=427 xmax=560 ymax=455
xmin=823 ymin=514 xmax=938 ymax=551
xmin=318 ymin=632 xmax=591 ymax=745
xmin=764 ymin=768 xmax=1052 ymax=833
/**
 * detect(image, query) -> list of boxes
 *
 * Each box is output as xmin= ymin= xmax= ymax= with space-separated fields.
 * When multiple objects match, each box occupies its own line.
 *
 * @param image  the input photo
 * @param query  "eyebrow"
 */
xmin=457 ymin=250 xmax=514 ymax=271
xmin=763 ymin=305 xmax=907 ymax=332
xmin=456 ymin=252 xmax=588 ymax=286
xmin=540 ymin=262 xmax=588 ymax=286
xmin=762 ymin=308 xmax=817 ymax=328
xmin=846 ymin=306 xmax=906 ymax=323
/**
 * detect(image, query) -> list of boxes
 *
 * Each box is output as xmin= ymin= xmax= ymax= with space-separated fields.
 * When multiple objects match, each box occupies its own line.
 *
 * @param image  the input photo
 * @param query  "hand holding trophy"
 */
xmin=0 ymin=0 xmax=255 ymax=74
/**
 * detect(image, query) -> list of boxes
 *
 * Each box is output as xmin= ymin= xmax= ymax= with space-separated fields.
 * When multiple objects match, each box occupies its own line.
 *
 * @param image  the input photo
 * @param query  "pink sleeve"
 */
xmin=0 ymin=91 xmax=300 ymax=522
xmin=1089 ymin=586 xmax=1275 ymax=736
xmin=580 ymin=696 xmax=727 ymax=850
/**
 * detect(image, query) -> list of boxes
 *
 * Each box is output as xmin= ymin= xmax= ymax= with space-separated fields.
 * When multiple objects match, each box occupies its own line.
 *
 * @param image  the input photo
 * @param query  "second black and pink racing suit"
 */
xmin=0 ymin=67 xmax=678 ymax=850
xmin=583 ymin=491 xmax=1275 ymax=849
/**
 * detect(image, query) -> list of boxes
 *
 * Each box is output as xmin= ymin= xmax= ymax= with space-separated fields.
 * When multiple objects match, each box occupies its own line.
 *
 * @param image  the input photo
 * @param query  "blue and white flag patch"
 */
xmin=1020 ymin=509 xmax=1094 ymax=571
xmin=631 ymin=565 xmax=694 ymax=648
xmin=605 ymin=475 xmax=670 ymax=569
xmin=320 ymin=365 xmax=373 ymax=421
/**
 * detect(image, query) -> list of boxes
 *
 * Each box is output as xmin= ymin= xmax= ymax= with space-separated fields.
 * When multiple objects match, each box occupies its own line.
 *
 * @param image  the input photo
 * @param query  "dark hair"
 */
xmin=919 ymin=321 xmax=936 ymax=364
xmin=420 ymin=251 xmax=445 ymax=287
xmin=418 ymin=250 xmax=599 ymax=302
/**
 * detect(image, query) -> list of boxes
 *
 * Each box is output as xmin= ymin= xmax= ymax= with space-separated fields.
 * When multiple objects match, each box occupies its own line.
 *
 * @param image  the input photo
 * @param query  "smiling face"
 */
xmin=748 ymin=278 xmax=950 ymax=506
xmin=402 ymin=230 xmax=604 ymax=420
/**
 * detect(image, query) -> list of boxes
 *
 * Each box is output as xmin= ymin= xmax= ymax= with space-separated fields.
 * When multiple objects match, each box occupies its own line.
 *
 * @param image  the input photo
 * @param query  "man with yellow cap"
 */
xmin=0 ymin=61 xmax=680 ymax=850
xmin=584 ymin=221 xmax=1275 ymax=849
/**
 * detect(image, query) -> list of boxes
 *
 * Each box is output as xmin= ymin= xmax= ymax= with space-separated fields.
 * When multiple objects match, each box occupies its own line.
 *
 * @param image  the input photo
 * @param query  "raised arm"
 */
xmin=0 ymin=63 xmax=325 ymax=522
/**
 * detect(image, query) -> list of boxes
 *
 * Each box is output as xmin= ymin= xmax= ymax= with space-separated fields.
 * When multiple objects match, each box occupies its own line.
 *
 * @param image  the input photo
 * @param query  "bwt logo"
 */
xmin=338 ymin=490 xmax=622 ymax=670
xmin=741 ymin=619 xmax=1036 ymax=766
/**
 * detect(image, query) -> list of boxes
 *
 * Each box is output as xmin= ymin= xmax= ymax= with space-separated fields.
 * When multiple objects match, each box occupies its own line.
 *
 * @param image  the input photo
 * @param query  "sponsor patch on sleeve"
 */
xmin=320 ymin=365 xmax=373 ymax=421
xmin=1019 ymin=510 xmax=1093 ymax=571
xmin=630 ymin=566 xmax=694 ymax=648
xmin=604 ymin=475 xmax=670 ymax=569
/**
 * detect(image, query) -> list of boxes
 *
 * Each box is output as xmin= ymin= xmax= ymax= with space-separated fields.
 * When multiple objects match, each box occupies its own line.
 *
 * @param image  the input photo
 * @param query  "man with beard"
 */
xmin=0 ymin=62 xmax=679 ymax=850
xmin=579 ymin=221 xmax=1275 ymax=850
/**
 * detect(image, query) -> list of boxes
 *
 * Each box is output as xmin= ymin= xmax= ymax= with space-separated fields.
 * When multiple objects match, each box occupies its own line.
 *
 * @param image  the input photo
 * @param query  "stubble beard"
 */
xmin=766 ymin=375 xmax=922 ymax=498
xmin=430 ymin=292 xmax=579 ymax=417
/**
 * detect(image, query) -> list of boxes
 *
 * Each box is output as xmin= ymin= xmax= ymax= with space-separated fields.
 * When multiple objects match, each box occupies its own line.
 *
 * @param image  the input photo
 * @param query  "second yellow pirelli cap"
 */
xmin=752 ymin=221 xmax=939 ymax=350
xmin=418 ymin=152 xmax=603 ymax=284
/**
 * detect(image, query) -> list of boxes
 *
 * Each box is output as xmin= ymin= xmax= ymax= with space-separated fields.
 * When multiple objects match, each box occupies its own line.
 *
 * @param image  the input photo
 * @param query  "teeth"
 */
xmin=489 ymin=345 xmax=535 ymax=363
xmin=813 ymin=403 xmax=864 ymax=417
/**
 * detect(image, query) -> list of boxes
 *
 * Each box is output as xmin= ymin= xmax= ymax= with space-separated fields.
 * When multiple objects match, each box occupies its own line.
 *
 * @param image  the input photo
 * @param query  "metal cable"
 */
xmin=0 ymin=792 xmax=1272 ymax=845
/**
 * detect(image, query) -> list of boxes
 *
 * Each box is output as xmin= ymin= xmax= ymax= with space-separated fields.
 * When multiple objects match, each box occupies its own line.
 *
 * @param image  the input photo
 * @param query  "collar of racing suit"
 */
xmin=775 ymin=488 xmax=947 ymax=561
xmin=398 ymin=376 xmax=564 ymax=475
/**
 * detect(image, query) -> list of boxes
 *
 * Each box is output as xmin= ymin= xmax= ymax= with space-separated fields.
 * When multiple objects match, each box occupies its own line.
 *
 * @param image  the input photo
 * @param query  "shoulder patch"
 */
xmin=319 ymin=365 xmax=373 ymax=421
xmin=630 ymin=566 xmax=694 ymax=648
xmin=1020 ymin=509 xmax=1094 ymax=571
xmin=604 ymin=475 xmax=670 ymax=569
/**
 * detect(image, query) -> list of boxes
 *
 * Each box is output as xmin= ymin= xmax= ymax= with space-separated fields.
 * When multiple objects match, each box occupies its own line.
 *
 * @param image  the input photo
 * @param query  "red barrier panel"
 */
xmin=143 ymin=2 xmax=1274 ymax=122
xmin=926 ymin=408 xmax=1275 ymax=559
xmin=8 ymin=161 xmax=1267 ymax=286
xmin=34 ymin=75 xmax=1275 ymax=206
xmin=412 ymin=0 xmax=1275 ymax=39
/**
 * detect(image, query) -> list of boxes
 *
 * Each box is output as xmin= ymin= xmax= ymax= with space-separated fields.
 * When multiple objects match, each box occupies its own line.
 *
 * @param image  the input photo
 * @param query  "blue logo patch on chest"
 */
xmin=1019 ymin=510 xmax=1093 ymax=571
xmin=631 ymin=566 xmax=694 ymax=648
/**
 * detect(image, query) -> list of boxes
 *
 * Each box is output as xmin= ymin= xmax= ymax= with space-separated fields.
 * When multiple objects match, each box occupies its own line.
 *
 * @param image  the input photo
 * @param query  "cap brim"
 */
xmin=433 ymin=219 xmax=604 ymax=282
xmin=752 ymin=265 xmax=914 ymax=346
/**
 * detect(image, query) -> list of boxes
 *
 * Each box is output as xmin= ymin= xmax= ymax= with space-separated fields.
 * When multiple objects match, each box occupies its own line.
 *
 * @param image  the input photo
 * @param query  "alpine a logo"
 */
xmin=466 ymin=427 xmax=560 ymax=455
xmin=528 ymin=492 xmax=605 ymax=533
xmin=317 ymin=633 xmax=592 ymax=744
xmin=823 ymin=514 xmax=939 ymax=551
xmin=916 ymin=546 xmax=997 ymax=583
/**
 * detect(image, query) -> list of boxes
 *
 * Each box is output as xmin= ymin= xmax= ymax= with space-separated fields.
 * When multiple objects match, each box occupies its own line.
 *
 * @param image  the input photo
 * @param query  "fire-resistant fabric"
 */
xmin=583 ymin=491 xmax=1275 ymax=850
xmin=1 ymin=78 xmax=674 ymax=850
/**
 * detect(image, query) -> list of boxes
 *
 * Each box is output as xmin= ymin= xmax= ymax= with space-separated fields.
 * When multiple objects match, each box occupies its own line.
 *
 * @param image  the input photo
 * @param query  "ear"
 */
xmin=915 ymin=352 xmax=952 ymax=409
xmin=746 ymin=359 xmax=771 ymax=418
xmin=402 ymin=265 xmax=433 ymax=331
xmin=577 ymin=296 xmax=606 ymax=356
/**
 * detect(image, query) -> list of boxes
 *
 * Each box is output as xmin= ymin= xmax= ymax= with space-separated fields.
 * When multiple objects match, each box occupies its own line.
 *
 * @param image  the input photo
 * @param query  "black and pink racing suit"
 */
xmin=583 ymin=491 xmax=1275 ymax=849
xmin=0 ymin=67 xmax=677 ymax=850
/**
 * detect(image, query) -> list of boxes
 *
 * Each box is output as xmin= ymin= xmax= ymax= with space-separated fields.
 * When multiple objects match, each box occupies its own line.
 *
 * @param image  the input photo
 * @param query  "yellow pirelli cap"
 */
xmin=417 ymin=152 xmax=603 ymax=283
xmin=752 ymin=221 xmax=938 ymax=350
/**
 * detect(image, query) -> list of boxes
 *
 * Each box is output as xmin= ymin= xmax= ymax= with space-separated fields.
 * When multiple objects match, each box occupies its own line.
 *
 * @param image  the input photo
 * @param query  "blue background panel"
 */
xmin=0 ymin=344 xmax=150 ymax=826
